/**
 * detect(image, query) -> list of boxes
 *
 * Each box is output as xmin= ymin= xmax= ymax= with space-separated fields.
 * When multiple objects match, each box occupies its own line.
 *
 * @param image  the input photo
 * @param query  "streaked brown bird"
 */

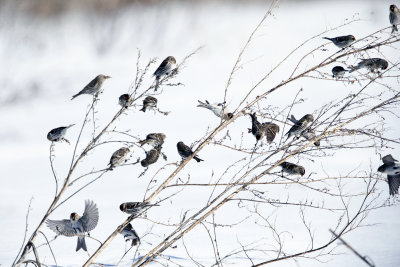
xmin=349 ymin=58 xmax=389 ymax=73
xmin=249 ymin=113 xmax=280 ymax=144
xmin=141 ymin=148 xmax=161 ymax=168
xmin=154 ymin=56 xmax=176 ymax=91
xmin=71 ymin=74 xmax=111 ymax=100
xmin=390 ymin=4 xmax=400 ymax=34
xmin=140 ymin=96 xmax=158 ymax=112
xmin=138 ymin=133 xmax=166 ymax=147
xmin=286 ymin=114 xmax=314 ymax=140
xmin=280 ymin=162 xmax=305 ymax=176
xmin=108 ymin=147 xmax=130 ymax=170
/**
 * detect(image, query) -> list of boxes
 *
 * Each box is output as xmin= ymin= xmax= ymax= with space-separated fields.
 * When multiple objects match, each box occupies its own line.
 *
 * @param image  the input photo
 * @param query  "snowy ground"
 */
xmin=1 ymin=0 xmax=399 ymax=266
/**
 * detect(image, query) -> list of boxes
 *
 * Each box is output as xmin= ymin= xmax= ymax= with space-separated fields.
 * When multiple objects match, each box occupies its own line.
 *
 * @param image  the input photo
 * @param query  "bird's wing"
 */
xmin=264 ymin=123 xmax=279 ymax=143
xmin=287 ymin=115 xmax=297 ymax=124
xmin=86 ymin=77 xmax=99 ymax=89
xmin=382 ymin=154 xmax=397 ymax=166
xmin=46 ymin=219 xmax=76 ymax=236
xmin=80 ymin=200 xmax=99 ymax=232
xmin=388 ymin=174 xmax=400 ymax=196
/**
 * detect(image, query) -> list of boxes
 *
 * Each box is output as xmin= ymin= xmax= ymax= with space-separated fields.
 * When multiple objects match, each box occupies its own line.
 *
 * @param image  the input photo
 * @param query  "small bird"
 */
xmin=390 ymin=5 xmax=400 ymax=34
xmin=46 ymin=200 xmax=99 ymax=252
xmin=177 ymin=141 xmax=204 ymax=162
xmin=141 ymin=148 xmax=161 ymax=167
xmin=197 ymin=100 xmax=233 ymax=120
xmin=154 ymin=56 xmax=177 ymax=91
xmin=120 ymin=202 xmax=158 ymax=216
xmin=119 ymin=94 xmax=131 ymax=108
xmin=121 ymin=223 xmax=140 ymax=246
xmin=108 ymin=147 xmax=130 ymax=170
xmin=47 ymin=124 xmax=75 ymax=143
xmin=332 ymin=66 xmax=347 ymax=78
xmin=286 ymin=114 xmax=314 ymax=140
xmin=138 ymin=133 xmax=166 ymax=147
xmin=349 ymin=58 xmax=389 ymax=73
xmin=71 ymin=74 xmax=111 ymax=100
xmin=323 ymin=35 xmax=355 ymax=49
xmin=249 ymin=113 xmax=280 ymax=144
xmin=140 ymin=96 xmax=158 ymax=112
xmin=377 ymin=154 xmax=400 ymax=196
xmin=280 ymin=162 xmax=305 ymax=176
xmin=301 ymin=128 xmax=320 ymax=147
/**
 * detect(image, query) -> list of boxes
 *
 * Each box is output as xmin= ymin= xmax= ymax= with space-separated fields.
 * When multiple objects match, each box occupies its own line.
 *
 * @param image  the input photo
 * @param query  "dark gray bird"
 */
xmin=47 ymin=124 xmax=75 ymax=143
xmin=177 ymin=141 xmax=203 ymax=162
xmin=332 ymin=66 xmax=347 ymax=78
xmin=390 ymin=5 xmax=400 ymax=34
xmin=323 ymin=35 xmax=355 ymax=49
xmin=377 ymin=154 xmax=400 ymax=196
xmin=197 ymin=100 xmax=233 ymax=120
xmin=141 ymin=148 xmax=161 ymax=168
xmin=349 ymin=58 xmax=389 ymax=73
xmin=120 ymin=202 xmax=158 ymax=216
xmin=301 ymin=128 xmax=320 ymax=147
xmin=140 ymin=96 xmax=158 ymax=112
xmin=249 ymin=113 xmax=280 ymax=144
xmin=108 ymin=147 xmax=130 ymax=170
xmin=71 ymin=74 xmax=111 ymax=100
xmin=286 ymin=114 xmax=314 ymax=140
xmin=280 ymin=162 xmax=305 ymax=176
xmin=154 ymin=56 xmax=176 ymax=91
xmin=46 ymin=200 xmax=99 ymax=252
xmin=138 ymin=133 xmax=166 ymax=147
xmin=121 ymin=223 xmax=140 ymax=247
xmin=119 ymin=94 xmax=131 ymax=108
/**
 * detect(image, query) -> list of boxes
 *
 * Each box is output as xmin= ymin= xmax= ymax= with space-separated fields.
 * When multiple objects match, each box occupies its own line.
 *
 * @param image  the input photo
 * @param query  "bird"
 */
xmin=286 ymin=114 xmax=314 ymax=140
xmin=120 ymin=202 xmax=158 ymax=216
xmin=301 ymin=128 xmax=320 ymax=147
xmin=46 ymin=200 xmax=99 ymax=252
xmin=47 ymin=124 xmax=75 ymax=143
xmin=177 ymin=141 xmax=204 ymax=162
xmin=332 ymin=66 xmax=347 ymax=78
xmin=280 ymin=162 xmax=305 ymax=176
xmin=140 ymin=96 xmax=158 ymax=112
xmin=377 ymin=154 xmax=400 ymax=196
xmin=119 ymin=94 xmax=131 ymax=108
xmin=197 ymin=100 xmax=233 ymax=120
xmin=154 ymin=56 xmax=176 ymax=91
xmin=248 ymin=113 xmax=280 ymax=144
xmin=138 ymin=133 xmax=166 ymax=147
xmin=390 ymin=4 xmax=400 ymax=34
xmin=323 ymin=35 xmax=355 ymax=49
xmin=71 ymin=74 xmax=111 ymax=100
xmin=141 ymin=148 xmax=161 ymax=167
xmin=349 ymin=58 xmax=389 ymax=73
xmin=108 ymin=147 xmax=130 ymax=170
xmin=120 ymin=223 xmax=140 ymax=247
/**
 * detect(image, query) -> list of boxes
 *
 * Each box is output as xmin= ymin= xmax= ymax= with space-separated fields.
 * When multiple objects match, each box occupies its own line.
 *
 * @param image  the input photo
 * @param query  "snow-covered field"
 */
xmin=1 ymin=0 xmax=399 ymax=266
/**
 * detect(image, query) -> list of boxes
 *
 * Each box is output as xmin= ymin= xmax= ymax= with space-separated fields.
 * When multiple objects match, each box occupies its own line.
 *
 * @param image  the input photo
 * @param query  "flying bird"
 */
xmin=120 ymin=223 xmax=140 ymax=246
xmin=248 ymin=113 xmax=280 ymax=144
xmin=120 ymin=202 xmax=158 ymax=216
xmin=390 ymin=4 xmax=400 ymax=34
xmin=322 ymin=35 xmax=355 ymax=49
xmin=154 ymin=56 xmax=176 ymax=91
xmin=138 ymin=133 xmax=166 ymax=147
xmin=47 ymin=124 xmax=75 ymax=143
xmin=141 ymin=148 xmax=161 ymax=167
xmin=108 ymin=147 xmax=130 ymax=170
xmin=349 ymin=58 xmax=389 ymax=73
xmin=140 ymin=96 xmax=158 ymax=112
xmin=71 ymin=74 xmax=111 ymax=100
xmin=280 ymin=162 xmax=305 ymax=176
xmin=177 ymin=141 xmax=204 ymax=162
xmin=377 ymin=154 xmax=400 ymax=196
xmin=119 ymin=94 xmax=131 ymax=108
xmin=286 ymin=114 xmax=314 ymax=140
xmin=197 ymin=100 xmax=233 ymax=120
xmin=332 ymin=66 xmax=347 ymax=78
xmin=46 ymin=200 xmax=99 ymax=252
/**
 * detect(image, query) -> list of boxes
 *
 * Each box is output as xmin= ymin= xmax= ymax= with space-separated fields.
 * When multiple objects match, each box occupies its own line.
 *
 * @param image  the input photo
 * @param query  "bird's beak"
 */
xmin=105 ymin=76 xmax=112 ymax=79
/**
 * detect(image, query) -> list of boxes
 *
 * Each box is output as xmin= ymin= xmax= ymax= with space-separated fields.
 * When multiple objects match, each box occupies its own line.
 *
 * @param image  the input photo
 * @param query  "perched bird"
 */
xmin=71 ymin=74 xmax=111 ymax=100
xmin=46 ymin=200 xmax=99 ymax=252
xmin=120 ymin=202 xmax=158 ymax=216
xmin=249 ymin=113 xmax=280 ymax=144
xmin=141 ymin=148 xmax=161 ymax=167
xmin=390 ymin=4 xmax=400 ymax=34
xmin=332 ymin=66 xmax=347 ymax=78
xmin=280 ymin=162 xmax=305 ymax=176
xmin=154 ymin=56 xmax=176 ymax=91
xmin=301 ymin=128 xmax=320 ymax=147
xmin=138 ymin=133 xmax=166 ymax=147
xmin=377 ymin=154 xmax=400 ymax=196
xmin=323 ymin=35 xmax=355 ymax=49
xmin=140 ymin=96 xmax=158 ymax=112
xmin=286 ymin=114 xmax=314 ymax=140
xmin=47 ymin=124 xmax=75 ymax=143
xmin=121 ymin=223 xmax=140 ymax=247
xmin=177 ymin=141 xmax=204 ymax=162
xmin=108 ymin=147 xmax=130 ymax=170
xmin=349 ymin=58 xmax=389 ymax=73
xmin=197 ymin=100 xmax=233 ymax=120
xmin=119 ymin=94 xmax=131 ymax=108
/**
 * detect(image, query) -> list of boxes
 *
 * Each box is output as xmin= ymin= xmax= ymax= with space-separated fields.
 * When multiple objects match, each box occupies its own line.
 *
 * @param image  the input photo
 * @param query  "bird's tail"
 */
xmin=194 ymin=156 xmax=204 ymax=162
xmin=71 ymin=93 xmax=80 ymax=100
xmin=392 ymin=24 xmax=398 ymax=34
xmin=287 ymin=115 xmax=297 ymax=124
xmin=197 ymin=100 xmax=211 ymax=109
xmin=138 ymin=139 xmax=147 ymax=146
xmin=140 ymin=106 xmax=146 ymax=112
xmin=66 ymin=124 xmax=75 ymax=129
xmin=322 ymin=37 xmax=331 ymax=41
xmin=154 ymin=77 xmax=160 ymax=91
xmin=76 ymin=236 xmax=87 ymax=252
